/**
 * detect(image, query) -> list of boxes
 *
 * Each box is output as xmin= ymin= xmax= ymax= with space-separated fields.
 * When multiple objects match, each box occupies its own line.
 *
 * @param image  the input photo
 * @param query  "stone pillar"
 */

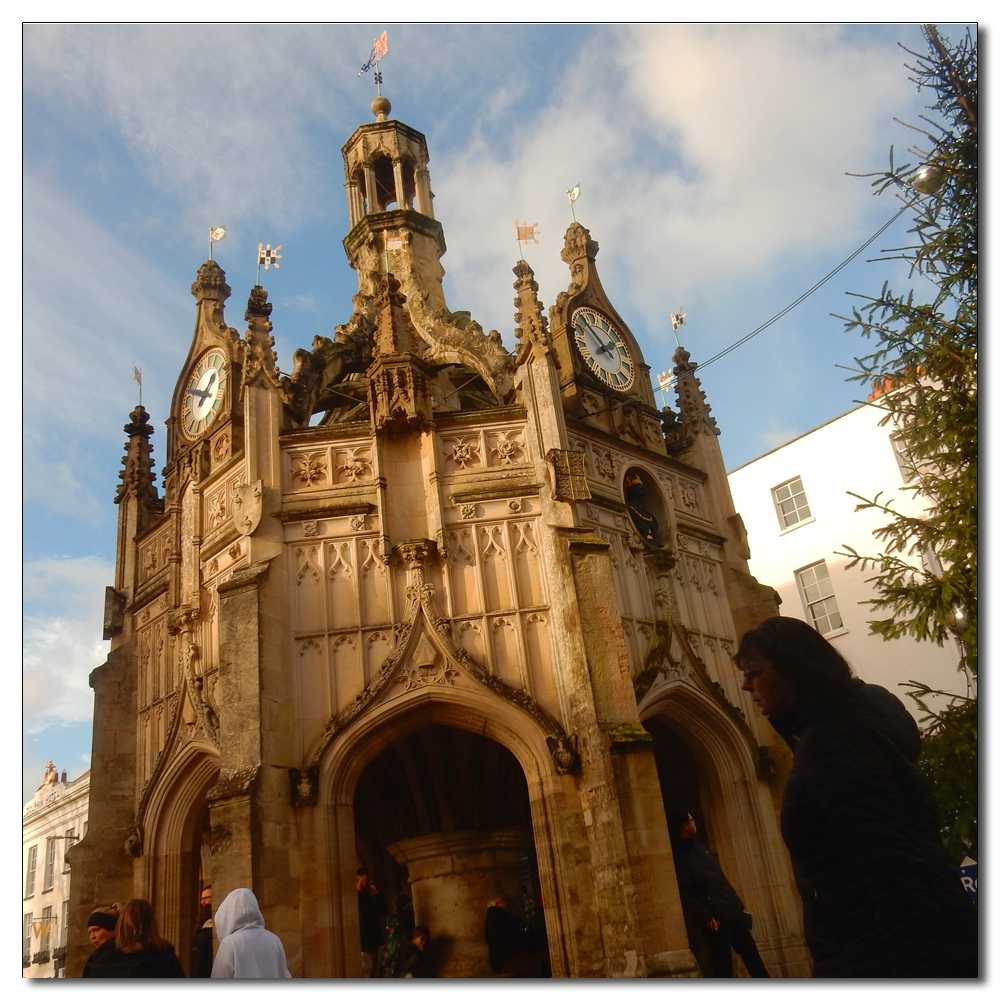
xmin=364 ymin=166 xmax=377 ymax=215
xmin=414 ymin=166 xmax=433 ymax=219
xmin=392 ymin=158 xmax=407 ymax=209
xmin=346 ymin=181 xmax=361 ymax=228
xmin=389 ymin=828 xmax=532 ymax=977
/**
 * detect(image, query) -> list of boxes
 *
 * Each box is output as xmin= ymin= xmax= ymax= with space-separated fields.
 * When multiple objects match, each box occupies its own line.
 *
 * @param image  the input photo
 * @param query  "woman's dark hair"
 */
xmin=116 ymin=898 xmax=171 ymax=954
xmin=735 ymin=617 xmax=852 ymax=695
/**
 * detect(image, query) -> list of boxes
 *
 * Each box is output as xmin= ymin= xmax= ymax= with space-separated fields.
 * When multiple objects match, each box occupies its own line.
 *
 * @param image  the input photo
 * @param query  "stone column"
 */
xmin=392 ymin=158 xmax=407 ymax=209
xmin=346 ymin=181 xmax=361 ymax=227
xmin=389 ymin=828 xmax=532 ymax=978
xmin=364 ymin=166 xmax=378 ymax=215
xmin=414 ymin=166 xmax=433 ymax=219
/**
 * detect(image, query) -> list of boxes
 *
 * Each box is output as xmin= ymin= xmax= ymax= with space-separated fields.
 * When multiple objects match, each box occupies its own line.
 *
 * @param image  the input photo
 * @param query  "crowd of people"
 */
xmin=70 ymin=618 xmax=976 ymax=979
xmin=81 ymin=888 xmax=289 ymax=979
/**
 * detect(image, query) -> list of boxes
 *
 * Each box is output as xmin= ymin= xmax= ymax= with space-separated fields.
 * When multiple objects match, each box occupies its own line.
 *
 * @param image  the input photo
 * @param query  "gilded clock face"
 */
xmin=571 ymin=308 xmax=635 ymax=390
xmin=182 ymin=348 xmax=228 ymax=438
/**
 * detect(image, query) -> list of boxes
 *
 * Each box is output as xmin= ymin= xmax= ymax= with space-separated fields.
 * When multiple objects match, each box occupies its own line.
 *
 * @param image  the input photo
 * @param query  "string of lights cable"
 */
xmin=579 ymin=200 xmax=914 ymax=424
xmin=697 ymin=200 xmax=913 ymax=371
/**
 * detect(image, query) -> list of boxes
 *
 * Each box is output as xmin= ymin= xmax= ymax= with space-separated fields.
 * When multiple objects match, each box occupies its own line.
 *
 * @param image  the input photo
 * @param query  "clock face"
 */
xmin=571 ymin=308 xmax=635 ymax=390
xmin=182 ymin=348 xmax=228 ymax=438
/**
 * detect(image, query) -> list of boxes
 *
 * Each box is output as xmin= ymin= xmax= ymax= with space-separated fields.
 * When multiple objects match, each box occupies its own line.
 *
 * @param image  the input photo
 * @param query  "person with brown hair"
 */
xmin=737 ymin=616 xmax=977 ymax=978
xmin=85 ymin=898 xmax=184 ymax=977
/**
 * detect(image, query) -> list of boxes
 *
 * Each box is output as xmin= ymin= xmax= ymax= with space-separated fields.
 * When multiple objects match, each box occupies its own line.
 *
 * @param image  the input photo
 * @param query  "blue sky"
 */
xmin=22 ymin=20 xmax=973 ymax=801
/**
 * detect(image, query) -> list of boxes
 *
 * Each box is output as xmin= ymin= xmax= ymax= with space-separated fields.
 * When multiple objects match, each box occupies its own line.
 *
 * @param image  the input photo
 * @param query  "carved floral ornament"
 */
xmin=291 ymin=452 xmax=328 ymax=486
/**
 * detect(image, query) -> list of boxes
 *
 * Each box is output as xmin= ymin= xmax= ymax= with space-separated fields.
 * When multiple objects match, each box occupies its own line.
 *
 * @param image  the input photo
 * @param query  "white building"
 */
xmin=23 ymin=766 xmax=90 ymax=978
xmin=727 ymin=400 xmax=965 ymax=719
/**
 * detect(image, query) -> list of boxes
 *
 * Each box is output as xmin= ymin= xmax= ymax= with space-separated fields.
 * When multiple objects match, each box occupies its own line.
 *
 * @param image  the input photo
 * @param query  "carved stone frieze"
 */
xmin=304 ymin=536 xmax=578 ymax=778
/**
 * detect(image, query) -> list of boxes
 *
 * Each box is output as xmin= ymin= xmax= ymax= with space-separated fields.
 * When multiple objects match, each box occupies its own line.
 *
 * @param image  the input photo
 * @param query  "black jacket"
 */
xmin=358 ymin=889 xmax=387 ymax=953
xmin=81 ymin=941 xmax=185 ymax=978
xmin=671 ymin=836 xmax=745 ymax=925
xmin=772 ymin=679 xmax=977 ymax=978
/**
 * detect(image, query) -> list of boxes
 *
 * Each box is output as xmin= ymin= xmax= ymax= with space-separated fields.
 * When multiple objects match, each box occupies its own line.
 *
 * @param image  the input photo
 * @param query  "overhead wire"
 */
xmin=578 ymin=200 xmax=916 ymax=423
xmin=697 ymin=201 xmax=914 ymax=371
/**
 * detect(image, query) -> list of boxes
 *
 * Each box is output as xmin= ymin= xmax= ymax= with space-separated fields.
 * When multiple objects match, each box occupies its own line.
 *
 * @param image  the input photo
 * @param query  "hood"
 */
xmin=214 ymin=888 xmax=265 ymax=941
xmin=771 ymin=678 xmax=921 ymax=760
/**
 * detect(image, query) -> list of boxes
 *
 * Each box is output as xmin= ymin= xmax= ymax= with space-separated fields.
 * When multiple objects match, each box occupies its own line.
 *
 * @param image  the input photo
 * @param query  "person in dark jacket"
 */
xmin=398 ymin=925 xmax=435 ymax=978
xmin=484 ymin=896 xmax=537 ymax=976
xmin=737 ymin=616 xmax=978 ymax=978
xmin=86 ymin=898 xmax=185 ymax=978
xmin=81 ymin=906 xmax=120 ymax=977
xmin=357 ymin=868 xmax=387 ymax=977
xmin=190 ymin=885 xmax=214 ymax=978
xmin=667 ymin=808 xmax=770 ymax=977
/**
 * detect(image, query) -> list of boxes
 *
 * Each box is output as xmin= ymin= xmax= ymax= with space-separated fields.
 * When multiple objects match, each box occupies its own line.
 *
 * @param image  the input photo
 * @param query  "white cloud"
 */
xmin=23 ymin=556 xmax=113 ymax=733
xmin=433 ymin=24 xmax=919 ymax=353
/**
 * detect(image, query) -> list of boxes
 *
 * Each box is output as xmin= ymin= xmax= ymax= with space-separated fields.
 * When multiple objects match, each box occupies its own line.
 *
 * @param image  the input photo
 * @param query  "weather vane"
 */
xmin=670 ymin=308 xmax=687 ymax=347
xmin=132 ymin=364 xmax=143 ymax=406
xmin=567 ymin=184 xmax=581 ymax=223
xmin=515 ymin=220 xmax=540 ymax=261
xmin=256 ymin=243 xmax=283 ymax=286
xmin=209 ymin=225 xmax=226 ymax=260
xmin=359 ymin=30 xmax=389 ymax=95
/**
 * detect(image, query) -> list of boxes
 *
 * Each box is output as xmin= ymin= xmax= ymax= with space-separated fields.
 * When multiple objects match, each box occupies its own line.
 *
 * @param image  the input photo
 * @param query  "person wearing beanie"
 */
xmin=81 ymin=907 xmax=120 ymax=978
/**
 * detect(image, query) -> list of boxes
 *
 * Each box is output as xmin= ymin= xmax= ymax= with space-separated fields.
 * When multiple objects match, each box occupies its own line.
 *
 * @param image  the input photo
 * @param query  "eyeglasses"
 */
xmin=740 ymin=666 xmax=770 ymax=682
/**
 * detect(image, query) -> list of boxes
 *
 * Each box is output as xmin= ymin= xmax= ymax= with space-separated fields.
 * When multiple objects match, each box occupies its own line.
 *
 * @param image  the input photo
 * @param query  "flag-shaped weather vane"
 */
xmin=256 ymin=243 xmax=283 ymax=286
xmin=515 ymin=220 xmax=540 ymax=262
xmin=133 ymin=363 xmax=143 ymax=406
xmin=567 ymin=184 xmax=581 ymax=223
xmin=209 ymin=225 xmax=226 ymax=260
xmin=670 ymin=307 xmax=687 ymax=347
xmin=359 ymin=30 xmax=389 ymax=95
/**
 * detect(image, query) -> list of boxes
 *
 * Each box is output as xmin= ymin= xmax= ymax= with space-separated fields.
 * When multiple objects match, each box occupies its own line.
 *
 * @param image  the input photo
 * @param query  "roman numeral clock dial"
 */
xmin=571 ymin=308 xmax=635 ymax=391
xmin=182 ymin=347 xmax=229 ymax=438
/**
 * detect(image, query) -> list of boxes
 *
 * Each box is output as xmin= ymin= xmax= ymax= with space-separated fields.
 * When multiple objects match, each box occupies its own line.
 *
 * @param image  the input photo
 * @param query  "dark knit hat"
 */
xmin=87 ymin=911 xmax=118 ymax=931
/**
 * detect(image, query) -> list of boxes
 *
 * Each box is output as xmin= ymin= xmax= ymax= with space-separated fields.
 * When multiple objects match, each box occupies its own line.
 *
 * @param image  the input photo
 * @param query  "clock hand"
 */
xmin=185 ymin=386 xmax=210 ymax=399
xmin=203 ymin=370 xmax=217 ymax=391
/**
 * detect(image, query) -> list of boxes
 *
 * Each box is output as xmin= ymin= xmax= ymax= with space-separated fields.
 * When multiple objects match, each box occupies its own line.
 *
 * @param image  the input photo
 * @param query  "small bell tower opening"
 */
xmin=372 ymin=155 xmax=397 ymax=211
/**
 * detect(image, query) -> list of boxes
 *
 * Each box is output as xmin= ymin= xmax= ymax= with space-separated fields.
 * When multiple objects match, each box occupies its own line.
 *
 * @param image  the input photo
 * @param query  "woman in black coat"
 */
xmin=737 ymin=617 xmax=977 ymax=978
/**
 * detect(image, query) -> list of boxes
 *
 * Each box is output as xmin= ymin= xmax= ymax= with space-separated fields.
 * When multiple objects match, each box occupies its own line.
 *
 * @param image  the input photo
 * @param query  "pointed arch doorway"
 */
xmin=351 ymin=724 xmax=551 ymax=978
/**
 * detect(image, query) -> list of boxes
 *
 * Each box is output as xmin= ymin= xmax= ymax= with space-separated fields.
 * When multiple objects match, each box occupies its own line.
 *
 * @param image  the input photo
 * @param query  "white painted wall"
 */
xmin=728 ymin=401 xmax=965 ymax=720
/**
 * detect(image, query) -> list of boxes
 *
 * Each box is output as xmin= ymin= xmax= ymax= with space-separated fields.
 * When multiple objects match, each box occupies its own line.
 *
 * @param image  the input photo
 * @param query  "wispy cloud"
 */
xmin=23 ymin=557 xmax=113 ymax=733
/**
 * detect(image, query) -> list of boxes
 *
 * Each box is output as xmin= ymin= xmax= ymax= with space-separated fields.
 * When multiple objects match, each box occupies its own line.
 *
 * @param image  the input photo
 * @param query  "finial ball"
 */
xmin=372 ymin=96 xmax=391 ymax=121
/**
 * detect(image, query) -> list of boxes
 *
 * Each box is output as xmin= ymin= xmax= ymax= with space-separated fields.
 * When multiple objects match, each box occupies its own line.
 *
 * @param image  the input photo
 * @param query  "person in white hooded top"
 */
xmin=210 ymin=888 xmax=292 ymax=978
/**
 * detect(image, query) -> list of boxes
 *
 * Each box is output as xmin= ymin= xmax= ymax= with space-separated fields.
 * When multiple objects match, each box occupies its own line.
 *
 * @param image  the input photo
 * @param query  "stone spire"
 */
xmin=513 ymin=259 xmax=555 ymax=364
xmin=243 ymin=285 xmax=280 ymax=386
xmin=672 ymin=346 xmax=719 ymax=437
xmin=115 ymin=405 xmax=163 ymax=530
xmin=559 ymin=222 xmax=600 ymax=296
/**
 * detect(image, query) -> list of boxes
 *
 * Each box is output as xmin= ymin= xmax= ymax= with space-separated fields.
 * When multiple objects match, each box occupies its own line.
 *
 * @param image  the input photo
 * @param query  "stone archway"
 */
xmin=303 ymin=691 xmax=576 ymax=979
xmin=639 ymin=687 xmax=811 ymax=978
xmin=138 ymin=742 xmax=220 ymax=974
xmin=352 ymin=724 xmax=548 ymax=977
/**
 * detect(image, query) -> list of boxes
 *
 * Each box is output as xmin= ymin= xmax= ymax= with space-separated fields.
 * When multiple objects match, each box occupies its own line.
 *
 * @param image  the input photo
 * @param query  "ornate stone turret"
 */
xmin=242 ymin=285 xmax=280 ymax=388
xmin=368 ymin=272 xmax=433 ymax=432
xmin=115 ymin=405 xmax=163 ymax=531
xmin=671 ymin=346 xmax=719 ymax=439
xmin=341 ymin=97 xmax=445 ymax=309
xmin=513 ymin=259 xmax=555 ymax=364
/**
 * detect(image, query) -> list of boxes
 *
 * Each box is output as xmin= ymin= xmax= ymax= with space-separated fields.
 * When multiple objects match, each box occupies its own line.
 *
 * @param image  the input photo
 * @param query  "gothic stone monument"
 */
xmin=66 ymin=97 xmax=810 ymax=978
